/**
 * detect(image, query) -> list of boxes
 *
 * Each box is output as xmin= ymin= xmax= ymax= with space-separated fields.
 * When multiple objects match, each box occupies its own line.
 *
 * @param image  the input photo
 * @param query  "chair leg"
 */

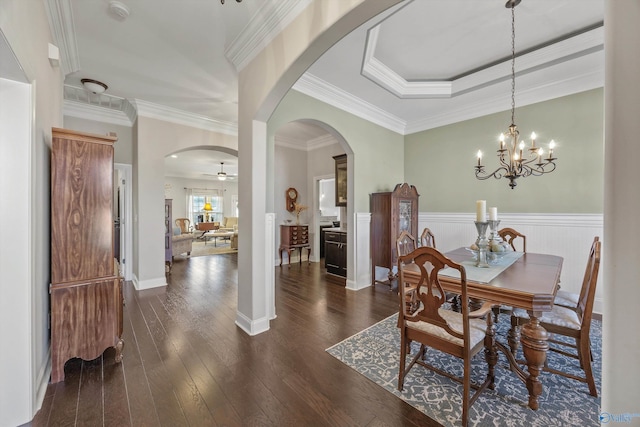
xmin=492 ymin=306 xmax=500 ymax=323
xmin=462 ymin=357 xmax=471 ymax=427
xmin=398 ymin=331 xmax=407 ymax=391
xmin=579 ymin=337 xmax=598 ymax=397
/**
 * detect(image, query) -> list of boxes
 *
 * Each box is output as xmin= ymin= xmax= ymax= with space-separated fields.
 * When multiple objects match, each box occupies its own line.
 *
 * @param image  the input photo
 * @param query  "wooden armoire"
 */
xmin=370 ymin=183 xmax=420 ymax=285
xmin=50 ymin=128 xmax=123 ymax=383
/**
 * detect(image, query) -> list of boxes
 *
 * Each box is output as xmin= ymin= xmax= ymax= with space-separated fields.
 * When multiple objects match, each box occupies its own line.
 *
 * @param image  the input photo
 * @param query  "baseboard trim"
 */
xmin=346 ymin=278 xmax=371 ymax=291
xmin=133 ymin=275 xmax=167 ymax=290
xmin=33 ymin=348 xmax=52 ymax=418
xmin=235 ymin=310 xmax=270 ymax=336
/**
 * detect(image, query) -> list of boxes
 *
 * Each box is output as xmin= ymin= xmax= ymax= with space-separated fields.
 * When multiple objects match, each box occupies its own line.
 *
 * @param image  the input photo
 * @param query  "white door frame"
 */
xmin=114 ymin=163 xmax=133 ymax=280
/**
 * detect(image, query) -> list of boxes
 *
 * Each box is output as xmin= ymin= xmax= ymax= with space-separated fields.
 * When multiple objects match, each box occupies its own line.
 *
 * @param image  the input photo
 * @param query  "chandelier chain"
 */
xmin=510 ymin=5 xmax=516 ymax=126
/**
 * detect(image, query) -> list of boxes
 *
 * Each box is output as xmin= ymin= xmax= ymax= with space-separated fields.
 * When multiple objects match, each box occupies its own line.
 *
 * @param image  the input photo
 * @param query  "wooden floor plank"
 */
xmin=29 ymin=255 xmax=436 ymax=426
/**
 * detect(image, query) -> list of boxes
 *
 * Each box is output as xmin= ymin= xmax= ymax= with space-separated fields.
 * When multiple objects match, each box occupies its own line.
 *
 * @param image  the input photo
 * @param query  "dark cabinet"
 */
xmin=325 ymin=229 xmax=347 ymax=277
xmin=370 ymin=183 xmax=419 ymax=285
xmin=50 ymin=128 xmax=123 ymax=383
xmin=334 ymin=154 xmax=347 ymax=206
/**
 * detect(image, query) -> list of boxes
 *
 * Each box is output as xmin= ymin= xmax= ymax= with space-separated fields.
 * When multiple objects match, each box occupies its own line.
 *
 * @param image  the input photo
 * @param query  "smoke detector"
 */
xmin=108 ymin=1 xmax=130 ymax=21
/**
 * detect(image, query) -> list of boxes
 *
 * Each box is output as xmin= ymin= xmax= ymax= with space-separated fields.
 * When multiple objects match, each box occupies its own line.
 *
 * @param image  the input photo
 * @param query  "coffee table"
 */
xmin=203 ymin=231 xmax=234 ymax=246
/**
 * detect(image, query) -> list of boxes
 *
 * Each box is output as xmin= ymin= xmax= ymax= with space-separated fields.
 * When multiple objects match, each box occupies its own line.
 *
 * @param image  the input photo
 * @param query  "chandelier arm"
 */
xmin=475 ymin=166 xmax=510 ymax=181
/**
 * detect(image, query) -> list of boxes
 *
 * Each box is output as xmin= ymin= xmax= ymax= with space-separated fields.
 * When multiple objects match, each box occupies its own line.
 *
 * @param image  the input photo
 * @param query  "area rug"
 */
xmin=326 ymin=313 xmax=601 ymax=426
xmin=188 ymin=239 xmax=237 ymax=257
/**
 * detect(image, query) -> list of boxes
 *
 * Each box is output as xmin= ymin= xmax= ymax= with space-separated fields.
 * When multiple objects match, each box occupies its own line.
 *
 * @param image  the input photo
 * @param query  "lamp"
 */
xmin=474 ymin=0 xmax=557 ymax=189
xmin=81 ymin=78 xmax=108 ymax=94
xmin=217 ymin=162 xmax=227 ymax=181
xmin=203 ymin=202 xmax=213 ymax=222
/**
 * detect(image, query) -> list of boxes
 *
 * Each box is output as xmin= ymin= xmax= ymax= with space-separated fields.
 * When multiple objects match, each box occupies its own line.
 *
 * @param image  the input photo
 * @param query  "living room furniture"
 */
xmin=419 ymin=227 xmax=436 ymax=248
xmin=397 ymin=246 xmax=496 ymax=427
xmin=324 ymin=228 xmax=346 ymax=277
xmin=333 ymin=154 xmax=347 ymax=206
xmin=204 ymin=230 xmax=234 ymax=246
xmin=370 ymin=183 xmax=419 ymax=285
xmin=510 ymin=237 xmax=601 ymax=397
xmin=220 ymin=216 xmax=238 ymax=231
xmin=172 ymin=231 xmax=193 ymax=258
xmin=279 ymin=224 xmax=310 ymax=266
xmin=195 ymin=221 xmax=219 ymax=239
xmin=50 ymin=127 xmax=123 ymax=383
xmin=165 ymin=199 xmax=172 ymax=269
xmin=175 ymin=217 xmax=191 ymax=233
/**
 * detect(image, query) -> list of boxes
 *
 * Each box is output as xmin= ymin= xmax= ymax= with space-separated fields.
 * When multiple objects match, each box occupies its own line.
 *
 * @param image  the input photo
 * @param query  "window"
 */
xmin=188 ymin=190 xmax=223 ymax=224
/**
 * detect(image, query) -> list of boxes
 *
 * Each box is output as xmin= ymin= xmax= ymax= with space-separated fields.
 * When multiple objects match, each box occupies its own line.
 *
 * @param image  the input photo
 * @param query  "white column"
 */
xmin=603 ymin=0 xmax=640 ymax=414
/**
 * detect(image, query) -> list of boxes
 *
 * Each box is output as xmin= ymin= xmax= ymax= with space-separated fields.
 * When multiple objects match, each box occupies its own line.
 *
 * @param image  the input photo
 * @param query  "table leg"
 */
xmin=279 ymin=247 xmax=283 ymax=267
xmin=520 ymin=310 xmax=549 ymax=410
xmin=484 ymin=310 xmax=497 ymax=390
xmin=306 ymin=247 xmax=311 ymax=264
xmin=298 ymin=247 xmax=303 ymax=265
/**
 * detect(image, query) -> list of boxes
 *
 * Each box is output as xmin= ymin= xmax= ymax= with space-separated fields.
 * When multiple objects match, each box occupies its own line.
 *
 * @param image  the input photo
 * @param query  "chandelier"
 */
xmin=475 ymin=0 xmax=557 ymax=189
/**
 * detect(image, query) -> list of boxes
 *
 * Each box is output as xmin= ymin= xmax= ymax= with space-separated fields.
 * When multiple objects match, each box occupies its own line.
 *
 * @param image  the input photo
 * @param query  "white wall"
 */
xmin=64 ymin=115 xmax=133 ymax=165
xmin=0 ymin=0 xmax=64 ymax=424
xmin=602 ymin=1 xmax=640 ymax=415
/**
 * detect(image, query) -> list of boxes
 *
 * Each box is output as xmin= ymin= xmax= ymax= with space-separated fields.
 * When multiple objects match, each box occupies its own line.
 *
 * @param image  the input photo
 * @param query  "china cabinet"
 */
xmin=370 ymin=183 xmax=419 ymax=285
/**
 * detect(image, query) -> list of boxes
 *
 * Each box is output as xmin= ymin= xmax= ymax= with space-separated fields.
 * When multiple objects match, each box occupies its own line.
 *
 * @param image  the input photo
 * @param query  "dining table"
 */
xmin=403 ymin=247 xmax=563 ymax=410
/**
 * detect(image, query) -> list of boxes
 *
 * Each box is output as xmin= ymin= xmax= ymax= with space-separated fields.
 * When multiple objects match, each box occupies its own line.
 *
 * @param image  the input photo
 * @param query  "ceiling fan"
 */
xmin=203 ymin=162 xmax=237 ymax=181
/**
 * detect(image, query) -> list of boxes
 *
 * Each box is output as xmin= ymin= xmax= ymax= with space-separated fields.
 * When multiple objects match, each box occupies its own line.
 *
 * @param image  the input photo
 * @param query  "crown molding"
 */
xmin=292 ymin=73 xmax=407 ymax=134
xmin=63 ymin=99 xmax=133 ymax=127
xmin=44 ymin=0 xmax=80 ymax=76
xmin=362 ymin=23 xmax=603 ymax=99
xmin=274 ymin=135 xmax=306 ymax=151
xmin=130 ymin=99 xmax=238 ymax=136
xmin=307 ymin=134 xmax=338 ymax=151
xmin=226 ymin=0 xmax=312 ymax=72
xmin=405 ymin=65 xmax=604 ymax=134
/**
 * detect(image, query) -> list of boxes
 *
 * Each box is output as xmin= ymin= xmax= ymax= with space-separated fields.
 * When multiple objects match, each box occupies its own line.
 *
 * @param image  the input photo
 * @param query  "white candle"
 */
xmin=476 ymin=200 xmax=486 ymax=222
xmin=489 ymin=207 xmax=498 ymax=221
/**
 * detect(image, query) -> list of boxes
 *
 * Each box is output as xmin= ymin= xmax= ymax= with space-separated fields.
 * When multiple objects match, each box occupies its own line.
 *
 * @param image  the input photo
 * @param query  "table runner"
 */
xmin=439 ymin=251 xmax=524 ymax=284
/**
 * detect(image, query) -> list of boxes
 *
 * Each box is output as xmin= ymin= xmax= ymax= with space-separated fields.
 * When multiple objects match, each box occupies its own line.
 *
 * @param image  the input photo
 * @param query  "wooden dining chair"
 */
xmin=510 ymin=236 xmax=601 ymax=397
xmin=396 ymin=231 xmax=419 ymax=313
xmin=419 ymin=227 xmax=436 ymax=248
xmin=498 ymin=227 xmax=527 ymax=252
xmin=397 ymin=246 xmax=496 ymax=427
xmin=493 ymin=227 xmax=527 ymax=322
xmin=417 ymin=227 xmax=460 ymax=311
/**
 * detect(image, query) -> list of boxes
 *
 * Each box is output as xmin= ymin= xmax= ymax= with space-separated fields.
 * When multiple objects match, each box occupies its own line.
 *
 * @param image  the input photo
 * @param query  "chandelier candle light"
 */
xmin=475 ymin=0 xmax=558 ymax=189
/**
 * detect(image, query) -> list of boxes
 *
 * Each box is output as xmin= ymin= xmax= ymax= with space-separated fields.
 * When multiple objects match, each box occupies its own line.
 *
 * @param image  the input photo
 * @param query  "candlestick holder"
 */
xmin=474 ymin=221 xmax=490 ymax=268
xmin=488 ymin=219 xmax=502 ymax=243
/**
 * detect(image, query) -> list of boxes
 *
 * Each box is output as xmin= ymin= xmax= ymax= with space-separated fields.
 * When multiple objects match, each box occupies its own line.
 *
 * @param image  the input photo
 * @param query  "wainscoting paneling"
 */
xmin=419 ymin=213 xmax=604 ymax=314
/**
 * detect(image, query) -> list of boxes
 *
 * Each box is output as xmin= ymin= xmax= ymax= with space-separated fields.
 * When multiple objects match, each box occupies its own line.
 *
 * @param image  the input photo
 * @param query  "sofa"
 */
xmin=220 ymin=216 xmax=238 ymax=231
xmin=172 ymin=226 xmax=193 ymax=258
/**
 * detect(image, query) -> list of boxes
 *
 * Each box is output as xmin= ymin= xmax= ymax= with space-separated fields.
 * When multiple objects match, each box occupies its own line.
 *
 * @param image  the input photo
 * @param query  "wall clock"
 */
xmin=286 ymin=187 xmax=298 ymax=212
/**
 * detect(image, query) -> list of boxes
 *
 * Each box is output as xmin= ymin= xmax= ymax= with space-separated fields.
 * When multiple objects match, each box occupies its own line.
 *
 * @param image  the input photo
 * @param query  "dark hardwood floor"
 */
xmin=28 ymin=254 xmax=440 ymax=427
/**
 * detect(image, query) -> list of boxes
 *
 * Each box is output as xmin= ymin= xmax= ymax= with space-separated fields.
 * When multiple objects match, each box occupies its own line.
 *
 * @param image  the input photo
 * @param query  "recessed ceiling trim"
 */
xmin=226 ymin=0 xmax=312 ymax=71
xmin=362 ymin=23 xmax=603 ymax=100
xmin=293 ymin=73 xmax=407 ymax=134
xmin=131 ymin=99 xmax=238 ymax=136
xmin=44 ymin=0 xmax=80 ymax=76
xmin=362 ymin=26 xmax=452 ymax=99
xmin=307 ymin=134 xmax=338 ymax=151
xmin=274 ymin=135 xmax=307 ymax=151
xmin=63 ymin=100 xmax=133 ymax=127
xmin=405 ymin=66 xmax=604 ymax=135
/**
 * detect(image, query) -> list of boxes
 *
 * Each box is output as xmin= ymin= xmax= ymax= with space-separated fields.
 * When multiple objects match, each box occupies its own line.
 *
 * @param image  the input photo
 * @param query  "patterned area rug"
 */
xmin=188 ymin=239 xmax=236 ymax=257
xmin=327 ymin=313 xmax=601 ymax=426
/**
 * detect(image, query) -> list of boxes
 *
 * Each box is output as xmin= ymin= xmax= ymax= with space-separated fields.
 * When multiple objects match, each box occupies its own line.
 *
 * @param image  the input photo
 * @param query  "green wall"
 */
xmin=405 ymin=89 xmax=604 ymax=213
xmin=268 ymin=90 xmax=405 ymax=212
